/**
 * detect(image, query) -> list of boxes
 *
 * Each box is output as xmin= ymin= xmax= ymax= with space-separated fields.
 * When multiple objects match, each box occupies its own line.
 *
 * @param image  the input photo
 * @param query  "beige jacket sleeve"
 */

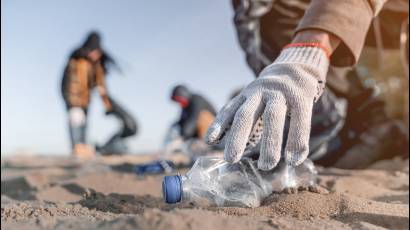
xmin=296 ymin=0 xmax=389 ymax=67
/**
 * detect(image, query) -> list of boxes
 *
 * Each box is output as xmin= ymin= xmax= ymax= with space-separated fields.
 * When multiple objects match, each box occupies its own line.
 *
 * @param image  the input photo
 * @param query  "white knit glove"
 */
xmin=206 ymin=46 xmax=329 ymax=170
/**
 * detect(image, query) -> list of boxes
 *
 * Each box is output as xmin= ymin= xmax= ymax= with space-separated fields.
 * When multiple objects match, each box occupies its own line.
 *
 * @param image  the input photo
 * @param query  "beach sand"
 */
xmin=1 ymin=154 xmax=409 ymax=230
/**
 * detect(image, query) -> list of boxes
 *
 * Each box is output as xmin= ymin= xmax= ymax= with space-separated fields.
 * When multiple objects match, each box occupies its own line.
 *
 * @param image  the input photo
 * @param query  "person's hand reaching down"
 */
xmin=206 ymin=44 xmax=330 ymax=170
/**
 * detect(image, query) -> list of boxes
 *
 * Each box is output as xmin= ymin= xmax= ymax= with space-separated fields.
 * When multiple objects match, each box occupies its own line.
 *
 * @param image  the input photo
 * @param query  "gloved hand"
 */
xmin=206 ymin=45 xmax=329 ymax=170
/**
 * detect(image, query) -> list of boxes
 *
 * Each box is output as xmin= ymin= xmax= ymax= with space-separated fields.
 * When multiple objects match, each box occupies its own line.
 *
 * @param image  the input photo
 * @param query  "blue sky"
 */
xmin=1 ymin=1 xmax=254 ymax=155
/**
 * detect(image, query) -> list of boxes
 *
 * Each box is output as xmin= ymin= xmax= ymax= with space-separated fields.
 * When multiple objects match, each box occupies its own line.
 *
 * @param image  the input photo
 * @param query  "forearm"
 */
xmin=98 ymin=87 xmax=113 ymax=112
xmin=181 ymin=117 xmax=198 ymax=138
xmin=295 ymin=0 xmax=388 ymax=66
xmin=95 ymin=64 xmax=113 ymax=112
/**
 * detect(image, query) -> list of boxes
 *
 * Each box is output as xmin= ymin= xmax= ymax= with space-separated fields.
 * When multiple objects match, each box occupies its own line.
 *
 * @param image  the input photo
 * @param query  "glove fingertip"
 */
xmin=257 ymin=159 xmax=278 ymax=171
xmin=205 ymin=124 xmax=222 ymax=145
xmin=284 ymin=150 xmax=309 ymax=167
xmin=224 ymin=149 xmax=241 ymax=164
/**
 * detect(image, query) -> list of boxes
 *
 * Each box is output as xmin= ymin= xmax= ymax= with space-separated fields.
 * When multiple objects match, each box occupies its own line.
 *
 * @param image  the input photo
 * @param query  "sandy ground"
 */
xmin=1 ymin=154 xmax=409 ymax=230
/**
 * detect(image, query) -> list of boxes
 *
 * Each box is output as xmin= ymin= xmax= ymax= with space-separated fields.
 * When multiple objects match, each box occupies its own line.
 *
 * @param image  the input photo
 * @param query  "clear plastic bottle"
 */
xmin=162 ymin=156 xmax=317 ymax=208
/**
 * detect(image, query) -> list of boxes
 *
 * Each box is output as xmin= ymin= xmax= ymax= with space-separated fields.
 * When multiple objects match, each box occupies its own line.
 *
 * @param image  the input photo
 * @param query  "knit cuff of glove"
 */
xmin=274 ymin=45 xmax=330 ymax=83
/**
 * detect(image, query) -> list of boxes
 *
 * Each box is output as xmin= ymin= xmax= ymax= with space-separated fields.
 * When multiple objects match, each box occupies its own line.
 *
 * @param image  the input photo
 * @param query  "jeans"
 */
xmin=68 ymin=107 xmax=87 ymax=149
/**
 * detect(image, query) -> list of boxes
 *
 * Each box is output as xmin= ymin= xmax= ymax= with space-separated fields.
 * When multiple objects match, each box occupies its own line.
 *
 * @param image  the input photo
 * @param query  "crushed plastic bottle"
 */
xmin=266 ymin=157 xmax=317 ymax=192
xmin=162 ymin=156 xmax=317 ymax=208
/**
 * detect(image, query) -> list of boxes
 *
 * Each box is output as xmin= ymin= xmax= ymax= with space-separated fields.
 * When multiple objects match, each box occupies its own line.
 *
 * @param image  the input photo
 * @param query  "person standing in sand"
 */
xmin=206 ymin=0 xmax=409 ymax=170
xmin=61 ymin=31 xmax=137 ymax=158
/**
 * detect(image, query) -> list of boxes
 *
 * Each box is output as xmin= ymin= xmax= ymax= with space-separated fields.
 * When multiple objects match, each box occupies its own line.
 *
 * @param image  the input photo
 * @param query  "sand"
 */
xmin=1 ymin=154 xmax=409 ymax=230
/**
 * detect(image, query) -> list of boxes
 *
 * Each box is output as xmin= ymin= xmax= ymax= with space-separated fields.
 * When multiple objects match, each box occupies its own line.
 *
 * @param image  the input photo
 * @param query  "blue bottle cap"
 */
xmin=162 ymin=175 xmax=182 ymax=203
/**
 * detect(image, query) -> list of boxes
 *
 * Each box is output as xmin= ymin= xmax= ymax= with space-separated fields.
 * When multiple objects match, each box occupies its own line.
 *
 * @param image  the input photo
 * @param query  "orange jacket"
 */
xmin=62 ymin=58 xmax=112 ymax=111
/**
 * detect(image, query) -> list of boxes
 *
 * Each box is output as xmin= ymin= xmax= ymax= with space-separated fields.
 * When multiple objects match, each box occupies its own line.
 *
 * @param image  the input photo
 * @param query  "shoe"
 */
xmin=73 ymin=143 xmax=96 ymax=160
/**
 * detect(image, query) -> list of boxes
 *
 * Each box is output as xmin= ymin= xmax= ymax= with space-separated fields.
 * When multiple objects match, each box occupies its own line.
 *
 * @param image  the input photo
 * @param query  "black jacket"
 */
xmin=177 ymin=94 xmax=216 ymax=139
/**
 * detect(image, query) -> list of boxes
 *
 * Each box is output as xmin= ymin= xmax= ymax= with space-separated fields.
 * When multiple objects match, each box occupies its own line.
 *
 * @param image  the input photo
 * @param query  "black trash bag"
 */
xmin=97 ymin=97 xmax=138 ymax=155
